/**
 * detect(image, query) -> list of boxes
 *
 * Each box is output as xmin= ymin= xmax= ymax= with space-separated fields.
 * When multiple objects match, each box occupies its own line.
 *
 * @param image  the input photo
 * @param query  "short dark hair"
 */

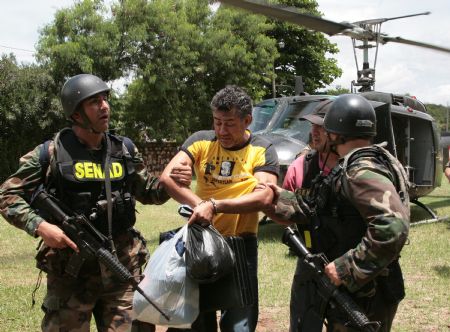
xmin=210 ymin=85 xmax=253 ymax=118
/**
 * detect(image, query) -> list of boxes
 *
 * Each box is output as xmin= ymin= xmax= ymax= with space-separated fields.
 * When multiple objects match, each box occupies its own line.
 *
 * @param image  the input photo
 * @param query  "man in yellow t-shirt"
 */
xmin=160 ymin=85 xmax=279 ymax=332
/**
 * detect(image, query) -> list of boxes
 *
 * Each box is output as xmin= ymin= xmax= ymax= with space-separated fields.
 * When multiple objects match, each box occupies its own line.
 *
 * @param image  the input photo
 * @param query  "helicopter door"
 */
xmin=374 ymin=103 xmax=396 ymax=157
xmin=408 ymin=117 xmax=435 ymax=186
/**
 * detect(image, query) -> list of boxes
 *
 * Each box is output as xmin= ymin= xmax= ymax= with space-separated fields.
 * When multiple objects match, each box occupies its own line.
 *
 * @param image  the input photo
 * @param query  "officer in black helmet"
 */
xmin=60 ymin=73 xmax=112 ymax=133
xmin=318 ymin=94 xmax=410 ymax=332
xmin=268 ymin=94 xmax=410 ymax=332
xmin=0 ymin=73 xmax=192 ymax=331
xmin=323 ymin=93 xmax=377 ymax=144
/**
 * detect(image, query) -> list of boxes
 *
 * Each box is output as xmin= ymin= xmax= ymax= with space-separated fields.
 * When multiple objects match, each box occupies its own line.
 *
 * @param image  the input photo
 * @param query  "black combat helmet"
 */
xmin=323 ymin=94 xmax=376 ymax=137
xmin=60 ymin=74 xmax=110 ymax=119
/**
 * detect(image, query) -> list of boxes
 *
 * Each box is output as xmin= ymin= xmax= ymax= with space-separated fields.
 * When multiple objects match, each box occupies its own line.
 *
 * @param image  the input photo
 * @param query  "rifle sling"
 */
xmin=104 ymin=133 xmax=116 ymax=256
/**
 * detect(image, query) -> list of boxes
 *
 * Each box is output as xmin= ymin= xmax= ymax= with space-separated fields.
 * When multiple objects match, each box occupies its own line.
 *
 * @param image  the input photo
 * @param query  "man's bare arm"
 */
xmin=187 ymin=171 xmax=277 ymax=224
xmin=255 ymin=172 xmax=295 ymax=225
xmin=211 ymin=170 xmax=277 ymax=213
xmin=254 ymin=170 xmax=277 ymax=184
xmin=159 ymin=151 xmax=202 ymax=207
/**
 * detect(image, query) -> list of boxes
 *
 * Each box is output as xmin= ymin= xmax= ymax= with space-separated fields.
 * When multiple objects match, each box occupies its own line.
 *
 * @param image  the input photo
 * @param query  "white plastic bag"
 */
xmin=132 ymin=225 xmax=199 ymax=327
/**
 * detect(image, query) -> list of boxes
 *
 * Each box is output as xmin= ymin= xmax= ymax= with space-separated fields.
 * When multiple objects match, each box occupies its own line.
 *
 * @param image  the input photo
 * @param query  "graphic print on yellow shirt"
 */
xmin=181 ymin=130 xmax=279 ymax=236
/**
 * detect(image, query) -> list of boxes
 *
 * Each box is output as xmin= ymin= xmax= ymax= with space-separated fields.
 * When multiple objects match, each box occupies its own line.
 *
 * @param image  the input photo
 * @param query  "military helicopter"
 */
xmin=219 ymin=0 xmax=450 ymax=220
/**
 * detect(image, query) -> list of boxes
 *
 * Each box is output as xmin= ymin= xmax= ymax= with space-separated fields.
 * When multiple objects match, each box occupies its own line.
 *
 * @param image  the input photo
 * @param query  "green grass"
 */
xmin=1 ymin=184 xmax=449 ymax=331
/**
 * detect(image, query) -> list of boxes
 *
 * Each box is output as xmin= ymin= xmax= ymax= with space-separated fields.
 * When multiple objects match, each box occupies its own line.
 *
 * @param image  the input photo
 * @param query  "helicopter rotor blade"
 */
xmin=380 ymin=36 xmax=450 ymax=54
xmin=218 ymin=0 xmax=352 ymax=36
xmin=218 ymin=0 xmax=450 ymax=56
xmin=353 ymin=11 xmax=430 ymax=25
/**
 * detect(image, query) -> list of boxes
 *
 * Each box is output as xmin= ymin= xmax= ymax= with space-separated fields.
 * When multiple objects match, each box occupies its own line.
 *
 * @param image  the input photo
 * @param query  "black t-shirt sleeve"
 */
xmin=254 ymin=140 xmax=279 ymax=177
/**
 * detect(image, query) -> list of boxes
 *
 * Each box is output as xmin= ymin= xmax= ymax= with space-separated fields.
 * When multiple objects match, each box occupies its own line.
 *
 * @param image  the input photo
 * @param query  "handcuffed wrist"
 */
xmin=209 ymin=198 xmax=218 ymax=214
xmin=198 ymin=198 xmax=218 ymax=214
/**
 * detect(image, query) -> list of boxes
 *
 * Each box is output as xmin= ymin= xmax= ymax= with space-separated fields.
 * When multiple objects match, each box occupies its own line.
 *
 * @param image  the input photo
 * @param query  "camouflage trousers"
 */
xmin=37 ymin=228 xmax=154 ymax=332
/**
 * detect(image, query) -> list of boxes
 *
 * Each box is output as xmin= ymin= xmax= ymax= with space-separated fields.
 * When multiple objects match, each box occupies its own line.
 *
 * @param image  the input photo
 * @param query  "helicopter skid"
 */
xmin=410 ymin=199 xmax=449 ymax=227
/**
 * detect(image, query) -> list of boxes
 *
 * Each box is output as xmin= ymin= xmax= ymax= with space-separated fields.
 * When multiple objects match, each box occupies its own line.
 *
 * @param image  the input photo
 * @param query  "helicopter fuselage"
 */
xmin=250 ymin=91 xmax=442 ymax=200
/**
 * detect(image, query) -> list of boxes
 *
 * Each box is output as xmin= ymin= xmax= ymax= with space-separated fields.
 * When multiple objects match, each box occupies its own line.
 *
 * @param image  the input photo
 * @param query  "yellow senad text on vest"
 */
xmin=74 ymin=162 xmax=123 ymax=180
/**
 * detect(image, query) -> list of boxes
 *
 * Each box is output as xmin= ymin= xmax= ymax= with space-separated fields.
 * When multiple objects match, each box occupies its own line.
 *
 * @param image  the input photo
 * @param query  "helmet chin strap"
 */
xmin=320 ymin=139 xmax=340 ymax=173
xmin=326 ymin=133 xmax=346 ymax=156
xmin=71 ymin=109 xmax=102 ymax=134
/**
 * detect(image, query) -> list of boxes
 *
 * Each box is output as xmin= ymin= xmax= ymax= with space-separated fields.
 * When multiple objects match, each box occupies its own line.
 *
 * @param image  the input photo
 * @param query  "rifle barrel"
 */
xmin=96 ymin=247 xmax=170 ymax=321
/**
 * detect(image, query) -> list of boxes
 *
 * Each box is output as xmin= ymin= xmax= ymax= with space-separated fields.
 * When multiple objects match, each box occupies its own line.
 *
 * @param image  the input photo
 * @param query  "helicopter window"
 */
xmin=249 ymin=101 xmax=278 ymax=133
xmin=268 ymin=100 xmax=321 ymax=142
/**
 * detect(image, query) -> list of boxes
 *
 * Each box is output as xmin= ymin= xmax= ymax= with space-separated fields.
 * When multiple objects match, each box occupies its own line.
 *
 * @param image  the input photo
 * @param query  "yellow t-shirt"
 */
xmin=181 ymin=130 xmax=279 ymax=236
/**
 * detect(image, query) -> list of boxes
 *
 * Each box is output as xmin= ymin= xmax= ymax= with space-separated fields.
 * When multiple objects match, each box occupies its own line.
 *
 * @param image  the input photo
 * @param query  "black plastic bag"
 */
xmin=186 ymin=224 xmax=236 ymax=283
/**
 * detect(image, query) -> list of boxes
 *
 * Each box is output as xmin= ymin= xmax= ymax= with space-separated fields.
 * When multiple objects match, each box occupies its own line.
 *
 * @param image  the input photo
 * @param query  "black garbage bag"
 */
xmin=186 ymin=223 xmax=236 ymax=283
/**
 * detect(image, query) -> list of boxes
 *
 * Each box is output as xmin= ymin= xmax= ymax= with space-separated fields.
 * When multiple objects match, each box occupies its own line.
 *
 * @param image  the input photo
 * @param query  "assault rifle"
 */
xmin=282 ymin=226 xmax=380 ymax=332
xmin=31 ymin=189 xmax=170 ymax=321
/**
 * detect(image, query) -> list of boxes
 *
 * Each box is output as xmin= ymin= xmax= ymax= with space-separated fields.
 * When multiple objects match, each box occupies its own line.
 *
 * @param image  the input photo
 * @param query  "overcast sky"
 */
xmin=0 ymin=0 xmax=449 ymax=105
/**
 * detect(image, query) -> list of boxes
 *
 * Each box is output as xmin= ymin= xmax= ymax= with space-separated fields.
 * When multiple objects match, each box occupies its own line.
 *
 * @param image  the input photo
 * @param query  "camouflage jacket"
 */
xmin=0 ymin=134 xmax=168 ymax=237
xmin=275 ymin=145 xmax=410 ymax=292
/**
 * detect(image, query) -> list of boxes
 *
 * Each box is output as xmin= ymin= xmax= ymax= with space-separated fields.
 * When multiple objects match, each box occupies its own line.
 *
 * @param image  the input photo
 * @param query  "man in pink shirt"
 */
xmin=283 ymin=101 xmax=336 ymax=192
xmin=282 ymin=99 xmax=339 ymax=332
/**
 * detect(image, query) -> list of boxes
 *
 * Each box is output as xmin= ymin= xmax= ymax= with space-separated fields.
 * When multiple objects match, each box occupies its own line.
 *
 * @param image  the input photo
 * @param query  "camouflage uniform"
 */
xmin=275 ymin=145 xmax=410 ymax=332
xmin=0 ymin=131 xmax=168 ymax=332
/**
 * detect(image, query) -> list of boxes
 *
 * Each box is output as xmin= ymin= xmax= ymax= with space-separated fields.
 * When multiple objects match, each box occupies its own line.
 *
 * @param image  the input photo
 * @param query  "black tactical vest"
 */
xmin=311 ymin=166 xmax=366 ymax=260
xmin=295 ymin=150 xmax=321 ymax=248
xmin=47 ymin=128 xmax=137 ymax=235
xmin=299 ymin=150 xmax=321 ymax=195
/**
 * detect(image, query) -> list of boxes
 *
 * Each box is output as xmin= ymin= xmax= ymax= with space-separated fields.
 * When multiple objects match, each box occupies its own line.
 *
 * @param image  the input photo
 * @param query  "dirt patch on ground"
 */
xmin=257 ymin=307 xmax=289 ymax=331
xmin=154 ymin=306 xmax=289 ymax=331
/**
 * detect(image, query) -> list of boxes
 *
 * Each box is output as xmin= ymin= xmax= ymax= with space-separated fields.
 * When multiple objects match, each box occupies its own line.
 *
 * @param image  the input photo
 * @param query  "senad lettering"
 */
xmin=74 ymin=162 xmax=124 ymax=180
